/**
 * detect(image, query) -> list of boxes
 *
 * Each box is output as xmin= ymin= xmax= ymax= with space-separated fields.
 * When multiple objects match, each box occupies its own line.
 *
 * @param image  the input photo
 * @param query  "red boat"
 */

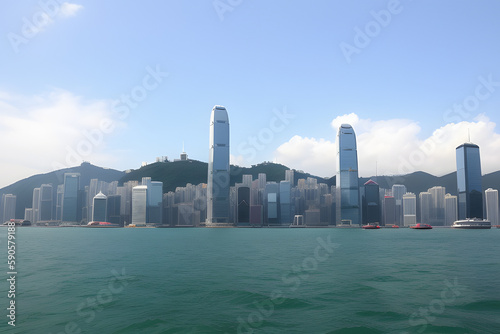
xmin=362 ymin=223 xmax=380 ymax=229
xmin=391 ymin=225 xmax=400 ymax=228
xmin=410 ymin=223 xmax=432 ymax=229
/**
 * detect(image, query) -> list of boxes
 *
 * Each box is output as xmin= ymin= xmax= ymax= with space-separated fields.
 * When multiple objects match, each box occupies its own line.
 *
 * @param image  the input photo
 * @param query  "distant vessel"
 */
xmin=410 ymin=223 xmax=433 ymax=229
xmin=391 ymin=225 xmax=400 ymax=228
xmin=87 ymin=221 xmax=120 ymax=228
xmin=362 ymin=223 xmax=380 ymax=229
xmin=452 ymin=218 xmax=491 ymax=229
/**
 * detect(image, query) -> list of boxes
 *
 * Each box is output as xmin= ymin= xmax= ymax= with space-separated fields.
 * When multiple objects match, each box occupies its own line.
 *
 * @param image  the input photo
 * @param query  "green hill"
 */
xmin=119 ymin=160 xmax=329 ymax=193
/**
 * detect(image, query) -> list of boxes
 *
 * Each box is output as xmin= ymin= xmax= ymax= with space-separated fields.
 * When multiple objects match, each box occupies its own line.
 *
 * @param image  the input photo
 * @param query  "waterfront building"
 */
xmin=456 ymin=143 xmax=483 ymax=219
xmin=2 ymin=194 xmax=16 ymax=222
xmin=207 ymin=105 xmax=231 ymax=226
xmin=336 ymin=124 xmax=360 ymax=225
xmin=419 ymin=191 xmax=432 ymax=225
xmin=39 ymin=184 xmax=53 ymax=222
xmin=392 ymin=184 xmax=407 ymax=226
xmin=362 ymin=179 xmax=380 ymax=225
xmin=485 ymin=188 xmax=499 ymax=226
xmin=444 ymin=193 xmax=458 ymax=226
xmin=92 ymin=192 xmax=107 ymax=222
xmin=403 ymin=192 xmax=417 ymax=226
xmin=429 ymin=186 xmax=446 ymax=226
xmin=382 ymin=196 xmax=396 ymax=226
xmin=61 ymin=173 xmax=80 ymax=223
xmin=132 ymin=185 xmax=147 ymax=226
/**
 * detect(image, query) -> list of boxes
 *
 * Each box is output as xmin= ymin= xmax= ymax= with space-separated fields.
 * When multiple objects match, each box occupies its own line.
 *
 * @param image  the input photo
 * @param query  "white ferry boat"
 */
xmin=452 ymin=218 xmax=491 ymax=229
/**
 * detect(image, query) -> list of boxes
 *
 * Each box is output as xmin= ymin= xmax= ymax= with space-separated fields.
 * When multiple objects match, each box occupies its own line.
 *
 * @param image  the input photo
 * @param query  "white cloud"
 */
xmin=274 ymin=136 xmax=335 ymax=177
xmin=59 ymin=3 xmax=84 ymax=18
xmin=274 ymin=113 xmax=500 ymax=179
xmin=0 ymin=89 xmax=122 ymax=188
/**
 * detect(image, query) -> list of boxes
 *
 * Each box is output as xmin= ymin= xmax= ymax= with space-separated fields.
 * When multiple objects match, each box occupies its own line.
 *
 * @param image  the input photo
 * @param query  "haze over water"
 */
xmin=3 ymin=227 xmax=500 ymax=333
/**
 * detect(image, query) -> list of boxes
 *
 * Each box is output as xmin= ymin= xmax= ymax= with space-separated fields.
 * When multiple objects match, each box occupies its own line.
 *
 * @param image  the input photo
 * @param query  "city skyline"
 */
xmin=2 ymin=1 xmax=500 ymax=188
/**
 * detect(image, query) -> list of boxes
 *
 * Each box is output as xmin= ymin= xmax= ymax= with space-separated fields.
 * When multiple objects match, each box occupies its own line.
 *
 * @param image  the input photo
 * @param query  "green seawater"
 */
xmin=1 ymin=227 xmax=499 ymax=334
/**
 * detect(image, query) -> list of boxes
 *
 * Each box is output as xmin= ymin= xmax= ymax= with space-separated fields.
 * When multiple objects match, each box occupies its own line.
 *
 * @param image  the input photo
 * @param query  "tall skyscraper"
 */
xmin=429 ymin=186 xmax=446 ymax=225
xmin=32 ymin=187 xmax=40 ymax=224
xmin=148 ymin=181 xmax=163 ymax=225
xmin=265 ymin=182 xmax=279 ymax=225
xmin=444 ymin=193 xmax=458 ymax=226
xmin=2 ymin=194 xmax=16 ymax=223
xmin=92 ymin=192 xmax=107 ymax=222
xmin=207 ymin=105 xmax=231 ymax=226
xmin=419 ymin=191 xmax=432 ymax=224
xmin=456 ymin=143 xmax=483 ymax=219
xmin=485 ymin=188 xmax=499 ymax=226
xmin=382 ymin=196 xmax=396 ymax=226
xmin=132 ymin=185 xmax=147 ymax=226
xmin=39 ymin=184 xmax=53 ymax=222
xmin=392 ymin=184 xmax=407 ymax=226
xmin=336 ymin=124 xmax=360 ymax=225
xmin=362 ymin=179 xmax=380 ymax=224
xmin=237 ymin=186 xmax=250 ymax=226
xmin=61 ymin=173 xmax=80 ymax=223
xmin=403 ymin=192 xmax=416 ymax=226
xmin=280 ymin=181 xmax=292 ymax=225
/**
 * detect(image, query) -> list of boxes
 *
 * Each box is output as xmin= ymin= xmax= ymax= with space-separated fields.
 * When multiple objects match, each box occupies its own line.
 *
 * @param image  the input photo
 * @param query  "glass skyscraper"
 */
xmin=207 ymin=105 xmax=230 ymax=226
xmin=61 ymin=173 xmax=80 ymax=223
xmin=456 ymin=143 xmax=483 ymax=219
xmin=92 ymin=192 xmax=107 ymax=222
xmin=336 ymin=124 xmax=360 ymax=225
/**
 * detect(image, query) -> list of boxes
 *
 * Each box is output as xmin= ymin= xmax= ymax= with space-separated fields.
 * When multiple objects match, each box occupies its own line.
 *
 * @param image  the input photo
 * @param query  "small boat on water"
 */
xmin=452 ymin=218 xmax=491 ymax=229
xmin=362 ymin=223 xmax=380 ymax=229
xmin=391 ymin=225 xmax=400 ymax=228
xmin=410 ymin=223 xmax=433 ymax=229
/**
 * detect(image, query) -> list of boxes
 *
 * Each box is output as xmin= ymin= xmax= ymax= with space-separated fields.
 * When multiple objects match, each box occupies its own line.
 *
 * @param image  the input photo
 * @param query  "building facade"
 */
xmin=485 ymin=188 xmax=499 ymax=226
xmin=336 ymin=124 xmax=360 ymax=225
xmin=456 ymin=143 xmax=483 ymax=219
xmin=207 ymin=105 xmax=231 ymax=226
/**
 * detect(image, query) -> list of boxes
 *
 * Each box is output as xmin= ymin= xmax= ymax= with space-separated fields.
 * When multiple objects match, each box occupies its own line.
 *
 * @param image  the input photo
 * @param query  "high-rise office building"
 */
xmin=61 ymin=173 xmax=80 ymax=223
xmin=2 ymin=194 xmax=16 ymax=222
xmin=485 ymin=188 xmax=499 ymax=226
xmin=362 ymin=179 xmax=380 ymax=224
xmin=107 ymin=195 xmax=122 ymax=225
xmin=32 ymin=187 xmax=40 ymax=224
xmin=336 ymin=124 xmax=360 ymax=225
xmin=456 ymin=143 xmax=483 ymax=219
xmin=265 ymin=182 xmax=279 ymax=225
xmin=280 ymin=181 xmax=292 ymax=225
xmin=237 ymin=186 xmax=250 ymax=226
xmin=419 ymin=191 xmax=432 ymax=225
xmin=392 ymin=184 xmax=407 ymax=226
xmin=444 ymin=193 xmax=458 ymax=226
xmin=92 ymin=192 xmax=107 ymax=222
xmin=207 ymin=105 xmax=230 ymax=226
xmin=147 ymin=180 xmax=163 ymax=225
xmin=403 ymin=192 xmax=416 ymax=226
xmin=429 ymin=186 xmax=446 ymax=225
xmin=132 ymin=185 xmax=147 ymax=226
xmin=39 ymin=184 xmax=53 ymax=222
xmin=24 ymin=208 xmax=34 ymax=223
xmin=383 ymin=196 xmax=396 ymax=226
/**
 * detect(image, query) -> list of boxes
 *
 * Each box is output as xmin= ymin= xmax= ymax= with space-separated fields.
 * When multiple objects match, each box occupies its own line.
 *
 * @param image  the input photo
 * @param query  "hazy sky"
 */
xmin=1 ymin=0 xmax=500 ymax=188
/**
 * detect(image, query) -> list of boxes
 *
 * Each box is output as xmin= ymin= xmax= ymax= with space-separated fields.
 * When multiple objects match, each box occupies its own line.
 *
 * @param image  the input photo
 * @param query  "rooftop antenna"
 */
xmin=468 ymin=128 xmax=471 ymax=143
xmin=375 ymin=160 xmax=378 ymax=183
xmin=182 ymin=141 xmax=185 ymax=153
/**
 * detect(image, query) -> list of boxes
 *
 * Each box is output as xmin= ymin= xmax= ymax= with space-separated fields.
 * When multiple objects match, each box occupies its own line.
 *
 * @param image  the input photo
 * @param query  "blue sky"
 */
xmin=1 ymin=0 xmax=500 ymax=188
